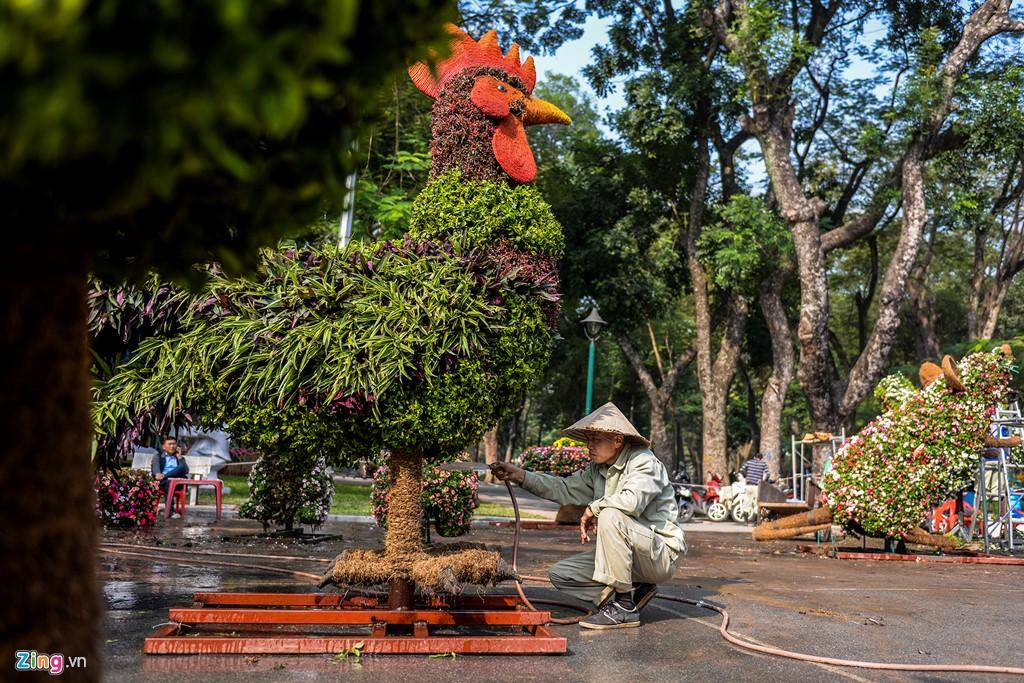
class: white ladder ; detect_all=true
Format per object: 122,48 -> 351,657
975,403 -> 1024,552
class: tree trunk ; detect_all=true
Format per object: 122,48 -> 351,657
978,200 -> 1024,339
0,242 -> 98,679
615,332 -> 695,470
482,425 -> 499,484
839,142 -> 929,418
978,281 -> 1012,340
908,279 -> 941,360
854,236 -> 879,353
738,359 -> 759,449
758,265 -> 794,481
683,129 -> 748,482
701,387 -> 729,480
648,398 -> 672,467
967,224 -> 987,340
908,222 -> 941,359
755,109 -> 840,435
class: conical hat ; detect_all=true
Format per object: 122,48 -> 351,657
562,402 -> 650,447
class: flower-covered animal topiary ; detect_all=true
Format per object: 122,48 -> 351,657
96,25 -> 570,598
754,347 -> 1019,545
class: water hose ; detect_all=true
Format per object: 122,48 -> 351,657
502,479 -> 587,624
101,542 -> 332,564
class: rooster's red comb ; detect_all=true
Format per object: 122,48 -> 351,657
409,24 -> 537,99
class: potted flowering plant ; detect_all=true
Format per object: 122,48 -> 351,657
372,462 -> 479,537
95,469 -> 161,529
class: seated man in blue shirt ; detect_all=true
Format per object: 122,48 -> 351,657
151,436 -> 189,514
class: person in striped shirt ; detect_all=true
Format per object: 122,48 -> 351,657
740,452 -> 769,485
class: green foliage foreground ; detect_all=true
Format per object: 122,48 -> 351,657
2,0 -> 457,279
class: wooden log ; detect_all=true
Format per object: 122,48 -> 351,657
900,527 -> 960,551
754,506 -> 832,532
753,523 -> 832,541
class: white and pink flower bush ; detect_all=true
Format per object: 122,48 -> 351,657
372,462 -> 479,537
823,349 -> 1017,537
240,452 -> 333,531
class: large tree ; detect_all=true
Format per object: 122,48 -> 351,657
707,0 -> 1024,465
0,1 -> 454,676
468,0 -> 790,479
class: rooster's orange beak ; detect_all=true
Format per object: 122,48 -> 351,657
523,97 -> 571,126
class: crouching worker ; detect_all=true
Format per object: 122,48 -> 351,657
491,402 -> 686,630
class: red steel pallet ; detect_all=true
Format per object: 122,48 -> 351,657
145,592 -> 566,655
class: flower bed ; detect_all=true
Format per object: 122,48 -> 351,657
517,437 -> 590,476
372,462 -> 478,537
95,469 -> 161,529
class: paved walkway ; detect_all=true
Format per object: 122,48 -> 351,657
99,514 -> 1024,682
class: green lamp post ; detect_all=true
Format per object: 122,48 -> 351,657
581,307 -> 607,414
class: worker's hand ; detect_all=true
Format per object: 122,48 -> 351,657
579,507 -> 597,544
155,473 -> 164,480
489,462 -> 525,485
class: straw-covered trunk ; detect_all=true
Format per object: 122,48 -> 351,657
323,449 -> 516,598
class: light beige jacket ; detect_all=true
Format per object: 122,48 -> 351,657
520,443 -> 685,555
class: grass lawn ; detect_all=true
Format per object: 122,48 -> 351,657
200,475 -> 542,518
476,502 -> 544,519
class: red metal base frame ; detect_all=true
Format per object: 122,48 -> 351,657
144,592 -> 567,655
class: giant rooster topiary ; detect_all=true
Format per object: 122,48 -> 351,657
95,25 -> 571,600
753,346 -> 1020,548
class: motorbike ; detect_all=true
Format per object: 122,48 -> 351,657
716,473 -> 758,523
672,474 -> 723,523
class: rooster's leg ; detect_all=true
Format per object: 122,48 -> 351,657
384,448 -> 424,608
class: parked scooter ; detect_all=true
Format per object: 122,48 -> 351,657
672,473 -> 724,522
716,472 -> 758,523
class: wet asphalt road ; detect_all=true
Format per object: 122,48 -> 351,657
98,514 -> 1024,682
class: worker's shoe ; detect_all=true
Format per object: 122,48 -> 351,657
633,583 -> 657,612
579,600 -> 640,630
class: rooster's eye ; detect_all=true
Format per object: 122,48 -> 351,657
496,84 -> 507,92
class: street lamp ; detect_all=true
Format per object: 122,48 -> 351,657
581,307 -> 607,414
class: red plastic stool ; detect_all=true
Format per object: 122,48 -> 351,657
165,478 -> 223,521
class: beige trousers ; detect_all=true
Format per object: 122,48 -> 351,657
548,508 -> 682,607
